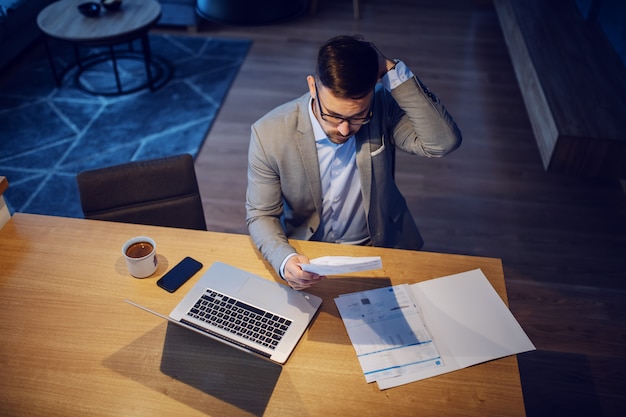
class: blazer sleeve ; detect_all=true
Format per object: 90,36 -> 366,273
246,123 -> 298,275
386,74 -> 462,157
245,95 -> 318,275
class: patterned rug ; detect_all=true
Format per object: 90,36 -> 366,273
0,33 -> 251,218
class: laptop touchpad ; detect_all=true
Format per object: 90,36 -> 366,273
236,278 -> 281,307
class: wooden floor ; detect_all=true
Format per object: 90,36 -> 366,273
156,1 -> 626,415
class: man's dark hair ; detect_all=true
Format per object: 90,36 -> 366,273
316,35 -> 378,99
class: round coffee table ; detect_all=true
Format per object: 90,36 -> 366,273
37,0 -> 171,95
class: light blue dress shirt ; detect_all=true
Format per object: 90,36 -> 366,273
309,109 -> 369,245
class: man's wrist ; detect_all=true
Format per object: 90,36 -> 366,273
279,253 -> 298,279
382,60 -> 413,90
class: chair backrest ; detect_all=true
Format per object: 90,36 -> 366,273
76,154 -> 207,231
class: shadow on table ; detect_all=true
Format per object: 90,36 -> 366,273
306,276 -> 393,320
103,323 -> 281,416
302,276 -> 394,347
160,323 -> 282,415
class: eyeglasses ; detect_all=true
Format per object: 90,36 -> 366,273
314,82 -> 373,126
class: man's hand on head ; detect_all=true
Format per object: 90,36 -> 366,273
369,42 -> 396,80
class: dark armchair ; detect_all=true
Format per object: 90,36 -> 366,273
76,154 -> 207,231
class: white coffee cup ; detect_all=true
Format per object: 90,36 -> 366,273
122,236 -> 158,278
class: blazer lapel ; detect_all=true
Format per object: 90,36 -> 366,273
294,94 -> 323,211
356,127 -> 374,216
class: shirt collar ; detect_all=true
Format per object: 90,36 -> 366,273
308,96 -> 328,143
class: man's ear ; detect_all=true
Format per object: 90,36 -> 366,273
306,75 -> 316,98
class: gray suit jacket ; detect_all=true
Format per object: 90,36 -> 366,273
246,74 -> 462,274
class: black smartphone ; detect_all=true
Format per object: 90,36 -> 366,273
157,257 -> 203,293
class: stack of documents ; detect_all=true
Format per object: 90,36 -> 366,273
334,269 -> 535,390
299,256 -> 383,275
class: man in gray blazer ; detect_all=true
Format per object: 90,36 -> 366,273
246,35 -> 462,290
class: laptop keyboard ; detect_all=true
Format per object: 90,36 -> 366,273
186,289 -> 292,350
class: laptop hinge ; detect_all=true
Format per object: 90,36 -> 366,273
180,318 -> 272,358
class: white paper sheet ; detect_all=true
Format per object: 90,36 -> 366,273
299,256 -> 382,275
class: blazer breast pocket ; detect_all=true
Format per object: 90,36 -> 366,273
370,134 -> 386,157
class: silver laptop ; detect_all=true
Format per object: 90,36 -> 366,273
126,262 -> 322,364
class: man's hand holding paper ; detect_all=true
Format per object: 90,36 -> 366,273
299,256 -> 383,275
284,255 -> 383,290
283,254 -> 326,290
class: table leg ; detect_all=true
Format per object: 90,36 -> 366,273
50,34 -> 171,96
42,36 -> 61,86
140,34 -> 155,91
73,45 -> 83,70
109,46 -> 123,93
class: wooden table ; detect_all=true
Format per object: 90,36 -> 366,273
0,213 -> 527,417
37,0 -> 170,95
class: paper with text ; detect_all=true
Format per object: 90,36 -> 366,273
334,284 -> 444,384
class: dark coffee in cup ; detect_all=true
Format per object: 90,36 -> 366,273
125,241 -> 153,258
